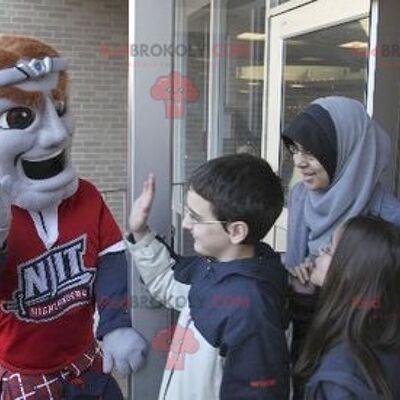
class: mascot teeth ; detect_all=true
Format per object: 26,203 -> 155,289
24,149 -> 63,163
22,149 -> 66,180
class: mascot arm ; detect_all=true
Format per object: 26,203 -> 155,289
94,250 -> 132,339
0,181 -> 10,249
0,244 -> 6,271
0,183 -> 10,268
95,249 -> 147,375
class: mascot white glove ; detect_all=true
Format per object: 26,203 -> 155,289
102,327 -> 147,376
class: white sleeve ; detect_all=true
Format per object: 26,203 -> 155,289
126,232 -> 189,311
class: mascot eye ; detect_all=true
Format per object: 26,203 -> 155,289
54,100 -> 67,117
0,107 -> 35,130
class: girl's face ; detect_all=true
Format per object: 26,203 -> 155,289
291,142 -> 330,191
311,226 -> 342,286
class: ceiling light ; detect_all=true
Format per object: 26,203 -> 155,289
299,57 -> 324,62
290,84 -> 305,88
237,32 -> 265,41
286,39 -> 307,46
339,41 -> 368,49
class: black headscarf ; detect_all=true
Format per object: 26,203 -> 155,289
282,104 -> 337,182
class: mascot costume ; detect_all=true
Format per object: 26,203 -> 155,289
0,35 -> 146,399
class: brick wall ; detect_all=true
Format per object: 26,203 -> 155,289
0,0 -> 129,230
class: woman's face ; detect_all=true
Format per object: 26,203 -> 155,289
311,226 -> 342,286
291,142 -> 330,190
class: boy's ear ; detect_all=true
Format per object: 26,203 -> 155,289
227,221 -> 249,245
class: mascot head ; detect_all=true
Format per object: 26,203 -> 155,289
0,35 -> 78,211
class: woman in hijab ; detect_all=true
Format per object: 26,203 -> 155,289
281,96 -> 400,399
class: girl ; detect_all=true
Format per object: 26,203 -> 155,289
297,216 -> 400,399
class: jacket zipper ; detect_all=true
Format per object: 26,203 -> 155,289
163,261 -> 211,399
162,316 -> 192,400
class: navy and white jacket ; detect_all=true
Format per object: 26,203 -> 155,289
305,343 -> 400,399
128,232 -> 289,400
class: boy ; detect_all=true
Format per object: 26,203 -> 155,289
128,154 -> 289,399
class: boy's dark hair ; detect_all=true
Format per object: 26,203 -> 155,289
188,154 -> 283,244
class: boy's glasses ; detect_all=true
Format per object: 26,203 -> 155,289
286,143 -> 316,161
183,206 -> 228,225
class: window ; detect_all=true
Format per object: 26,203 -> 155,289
219,0 -> 265,156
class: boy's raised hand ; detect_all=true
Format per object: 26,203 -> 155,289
129,173 -> 155,240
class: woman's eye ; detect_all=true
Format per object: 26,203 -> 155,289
0,107 -> 35,129
54,100 -> 67,117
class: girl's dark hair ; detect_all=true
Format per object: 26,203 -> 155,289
295,215 -> 400,399
188,154 -> 283,244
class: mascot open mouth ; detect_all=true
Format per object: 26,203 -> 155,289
22,150 -> 66,180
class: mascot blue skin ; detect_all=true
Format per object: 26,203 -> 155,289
0,36 -> 146,399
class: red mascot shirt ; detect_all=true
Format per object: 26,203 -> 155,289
0,179 -> 123,373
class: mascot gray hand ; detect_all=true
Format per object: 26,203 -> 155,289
102,327 -> 147,376
0,176 -> 11,246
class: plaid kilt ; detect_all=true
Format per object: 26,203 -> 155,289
0,342 -> 114,400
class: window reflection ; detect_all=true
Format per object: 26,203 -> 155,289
173,2 -> 211,255
220,0 -> 265,156
184,5 -> 210,180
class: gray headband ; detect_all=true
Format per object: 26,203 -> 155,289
0,57 -> 68,87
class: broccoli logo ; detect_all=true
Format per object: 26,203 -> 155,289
151,72 -> 199,119
152,324 -> 199,370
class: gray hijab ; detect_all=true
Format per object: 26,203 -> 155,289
286,96 -> 390,266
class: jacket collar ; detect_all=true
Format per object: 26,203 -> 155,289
204,242 -> 279,284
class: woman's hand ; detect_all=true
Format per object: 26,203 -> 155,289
287,258 -> 316,294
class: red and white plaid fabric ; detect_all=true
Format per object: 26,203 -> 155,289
0,342 -> 103,400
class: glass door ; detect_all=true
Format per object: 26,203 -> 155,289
216,0 -> 266,156
265,0 -> 371,250
172,0 -> 267,256
172,0 -> 211,256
